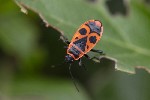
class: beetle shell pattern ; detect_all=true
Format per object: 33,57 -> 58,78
67,20 -> 103,60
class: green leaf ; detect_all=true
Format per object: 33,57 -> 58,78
0,12 -> 38,58
15,0 -> 150,73
10,77 -> 89,100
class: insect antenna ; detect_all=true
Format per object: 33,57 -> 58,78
69,63 -> 79,92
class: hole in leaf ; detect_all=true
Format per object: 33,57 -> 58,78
145,0 -> 150,4
105,0 -> 128,16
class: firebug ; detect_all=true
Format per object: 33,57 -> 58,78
64,19 -> 104,64
62,19 -> 104,91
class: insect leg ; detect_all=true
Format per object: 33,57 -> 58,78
78,58 -> 86,70
60,35 -> 70,45
91,49 -> 105,55
69,64 -> 79,92
64,40 -> 70,45
84,54 -> 90,59
64,46 -> 68,49
84,54 -> 99,61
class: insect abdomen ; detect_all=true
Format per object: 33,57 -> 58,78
67,43 -> 84,60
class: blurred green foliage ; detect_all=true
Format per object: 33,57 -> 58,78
0,0 -> 150,100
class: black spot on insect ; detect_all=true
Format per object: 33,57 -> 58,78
89,36 -> 97,44
75,37 -> 78,39
79,28 -> 87,35
87,45 -> 89,49
73,36 -> 88,52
